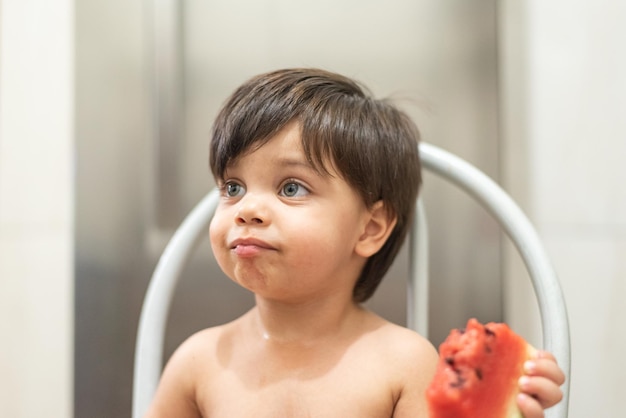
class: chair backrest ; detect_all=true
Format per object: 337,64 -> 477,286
132,142 -> 570,418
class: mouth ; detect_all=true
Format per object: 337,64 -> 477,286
229,237 -> 276,257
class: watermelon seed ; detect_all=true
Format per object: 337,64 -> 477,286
475,368 -> 483,380
450,375 -> 466,388
484,326 -> 496,337
445,357 -> 455,366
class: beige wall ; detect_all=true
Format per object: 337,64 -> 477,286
502,1 -> 626,416
0,1 -> 73,417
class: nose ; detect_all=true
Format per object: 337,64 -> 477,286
235,194 -> 269,226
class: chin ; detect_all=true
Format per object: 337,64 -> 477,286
232,265 -> 271,290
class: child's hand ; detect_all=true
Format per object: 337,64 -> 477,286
516,350 -> 566,418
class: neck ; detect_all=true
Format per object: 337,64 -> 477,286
250,292 -> 363,346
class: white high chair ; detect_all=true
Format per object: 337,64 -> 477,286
132,143 -> 571,418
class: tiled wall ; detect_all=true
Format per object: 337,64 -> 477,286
502,1 -> 626,416
0,1 -> 73,417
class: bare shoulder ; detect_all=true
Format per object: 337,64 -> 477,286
362,311 -> 437,366
162,324 -> 225,378
143,325 -> 226,418
176,325 -> 224,357
360,312 -> 438,418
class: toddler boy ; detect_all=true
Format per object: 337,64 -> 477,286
145,68 -> 564,417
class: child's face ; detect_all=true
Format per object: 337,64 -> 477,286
209,123 -> 373,303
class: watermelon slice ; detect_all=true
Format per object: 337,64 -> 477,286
426,318 -> 536,418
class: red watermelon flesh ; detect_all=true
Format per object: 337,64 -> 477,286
426,318 -> 536,418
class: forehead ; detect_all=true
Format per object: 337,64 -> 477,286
240,123 -> 304,162
227,122 -> 335,175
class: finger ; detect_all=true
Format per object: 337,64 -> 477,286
524,357 -> 566,386
517,392 -> 544,418
532,350 -> 557,362
519,375 -> 564,409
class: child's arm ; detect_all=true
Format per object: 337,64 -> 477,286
516,350 -> 566,418
143,336 -> 203,418
391,338 -> 439,418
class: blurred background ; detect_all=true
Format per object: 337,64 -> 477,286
0,1 -> 624,417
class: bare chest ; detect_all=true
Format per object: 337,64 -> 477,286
196,351 -> 398,418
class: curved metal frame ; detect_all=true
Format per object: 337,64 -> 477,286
132,143 -> 570,418
419,143 -> 570,418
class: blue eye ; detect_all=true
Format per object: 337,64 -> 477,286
224,182 -> 245,197
280,182 -> 308,197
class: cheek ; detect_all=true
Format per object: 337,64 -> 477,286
209,217 -> 239,283
287,222 -> 357,262
209,213 -> 228,258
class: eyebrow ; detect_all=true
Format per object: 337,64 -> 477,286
221,153 -> 329,179
275,157 -> 314,169
274,156 -> 330,178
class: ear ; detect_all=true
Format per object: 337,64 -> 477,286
355,201 -> 397,258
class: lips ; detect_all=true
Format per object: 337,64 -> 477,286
229,237 -> 276,257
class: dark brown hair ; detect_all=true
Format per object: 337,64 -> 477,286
210,68 -> 421,302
